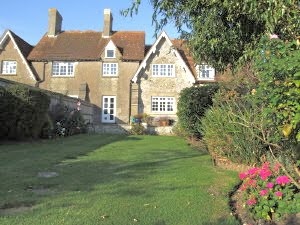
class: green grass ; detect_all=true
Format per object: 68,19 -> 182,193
0,134 -> 240,225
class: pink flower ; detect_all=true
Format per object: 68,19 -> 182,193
266,182 -> 274,189
247,198 -> 257,206
248,179 -> 257,188
248,167 -> 259,177
275,191 -> 283,198
259,168 -> 272,180
260,189 -> 268,196
276,176 -> 290,185
269,34 -> 279,39
273,163 -> 281,172
262,162 -> 270,169
239,172 -> 248,180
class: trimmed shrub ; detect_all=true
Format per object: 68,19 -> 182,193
177,84 -> 219,138
0,84 -> 50,139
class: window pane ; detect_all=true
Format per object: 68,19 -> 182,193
151,97 -> 174,112
52,62 -> 74,76
2,61 -> 17,74
106,50 -> 115,58
152,64 -> 175,77
152,65 -> 159,76
103,63 -> 118,76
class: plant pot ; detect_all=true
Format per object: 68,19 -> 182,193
160,120 -> 169,126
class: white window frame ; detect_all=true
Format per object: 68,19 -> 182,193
52,61 -> 75,77
103,63 -> 118,76
152,64 -> 175,77
151,97 -> 175,112
2,61 -> 17,74
198,64 -> 215,80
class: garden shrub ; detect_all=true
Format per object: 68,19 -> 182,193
201,93 -> 266,165
130,123 -> 145,135
0,84 -> 50,139
177,84 -> 219,138
48,102 -> 87,137
201,36 -> 300,167
253,36 -> 300,159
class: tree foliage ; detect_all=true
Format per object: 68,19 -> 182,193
123,0 -> 300,70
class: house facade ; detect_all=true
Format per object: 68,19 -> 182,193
0,8 -> 216,126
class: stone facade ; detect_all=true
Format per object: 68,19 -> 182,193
132,32 -> 195,122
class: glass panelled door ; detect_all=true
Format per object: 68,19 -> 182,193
102,96 -> 116,123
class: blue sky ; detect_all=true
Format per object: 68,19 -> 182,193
0,0 -> 179,45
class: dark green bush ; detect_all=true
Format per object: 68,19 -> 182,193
177,84 -> 219,138
0,84 -> 50,139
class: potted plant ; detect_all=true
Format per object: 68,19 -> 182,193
159,117 -> 169,126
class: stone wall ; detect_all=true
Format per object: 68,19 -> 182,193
0,78 -> 98,124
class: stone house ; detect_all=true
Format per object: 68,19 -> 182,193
0,8 -> 215,126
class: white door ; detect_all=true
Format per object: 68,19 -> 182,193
102,96 -> 116,123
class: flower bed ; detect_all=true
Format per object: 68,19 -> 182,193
238,162 -> 299,223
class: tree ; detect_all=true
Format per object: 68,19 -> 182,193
123,0 -> 300,70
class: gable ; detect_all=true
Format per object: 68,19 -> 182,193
131,31 -> 195,84
0,30 -> 36,81
100,40 -> 120,59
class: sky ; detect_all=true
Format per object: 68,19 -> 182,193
0,0 -> 180,45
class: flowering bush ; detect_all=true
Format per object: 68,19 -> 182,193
239,162 -> 300,221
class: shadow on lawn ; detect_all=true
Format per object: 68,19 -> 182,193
0,134 -> 202,214
201,216 -> 241,225
0,134 -> 141,209
55,148 -> 199,196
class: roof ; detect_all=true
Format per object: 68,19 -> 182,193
9,31 -> 34,57
27,31 -> 145,61
171,39 -> 196,77
131,31 -> 196,83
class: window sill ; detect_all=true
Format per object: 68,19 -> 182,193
102,75 -> 119,78
152,76 -> 176,78
52,75 -> 75,78
198,77 -> 215,80
1,73 -> 17,76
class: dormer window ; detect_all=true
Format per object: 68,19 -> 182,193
105,40 -> 116,58
198,64 -> 215,80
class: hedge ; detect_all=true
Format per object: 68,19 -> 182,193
0,84 -> 50,139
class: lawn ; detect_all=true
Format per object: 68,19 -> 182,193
0,134 -> 240,225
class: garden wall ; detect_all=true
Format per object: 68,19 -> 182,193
0,78 -> 99,124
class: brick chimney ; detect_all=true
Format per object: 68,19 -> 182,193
102,9 -> 113,38
48,8 -> 63,37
